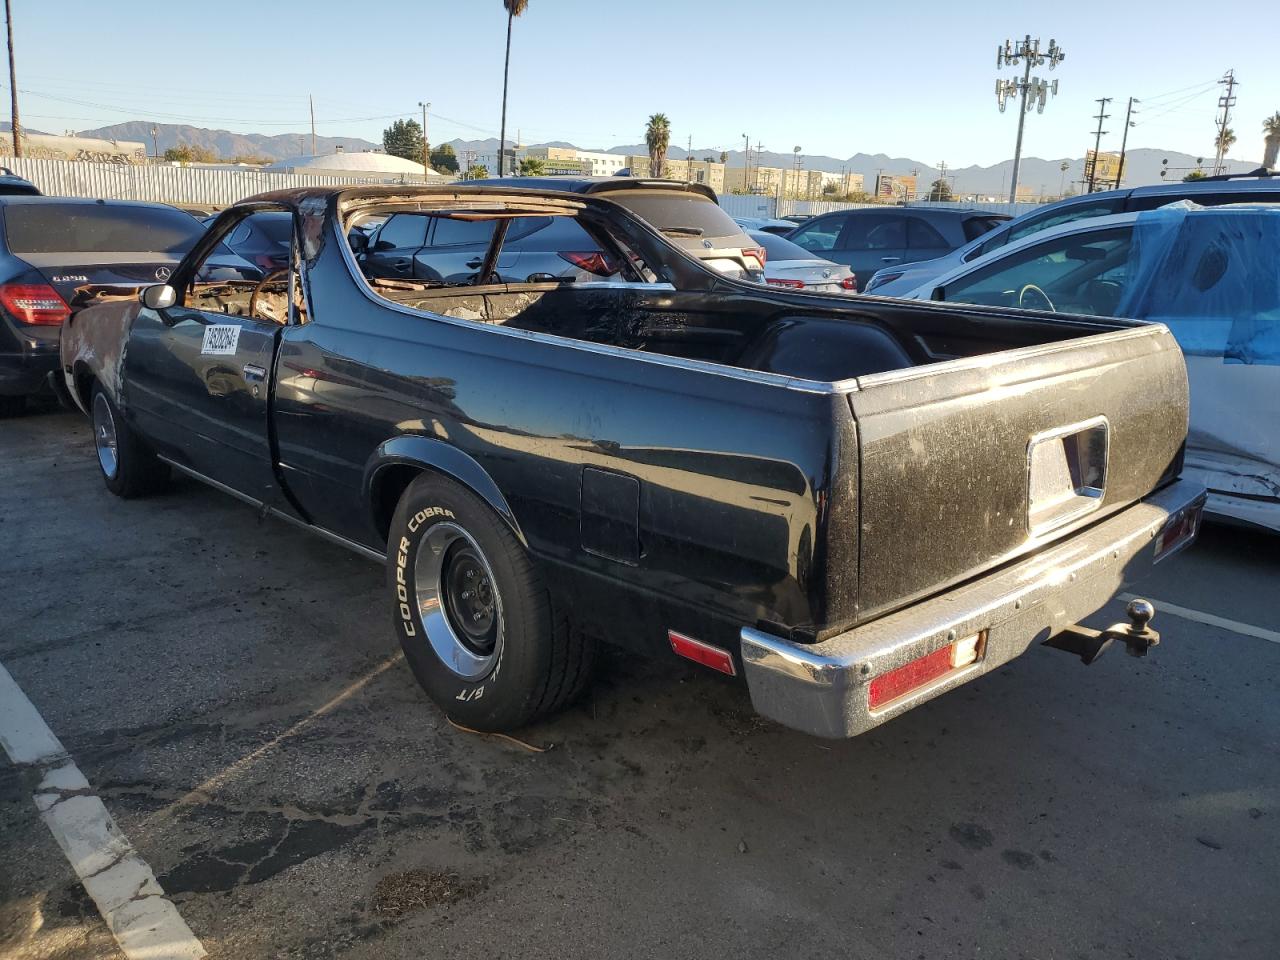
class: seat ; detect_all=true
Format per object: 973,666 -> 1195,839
734,316 -> 915,381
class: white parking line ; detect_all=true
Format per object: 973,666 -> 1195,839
0,663 -> 207,960
1120,593 -> 1280,646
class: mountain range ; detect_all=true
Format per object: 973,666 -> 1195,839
78,122 -> 1263,195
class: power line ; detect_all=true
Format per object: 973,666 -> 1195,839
994,34 -> 1065,204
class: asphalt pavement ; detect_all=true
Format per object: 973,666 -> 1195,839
2,406 -> 1277,960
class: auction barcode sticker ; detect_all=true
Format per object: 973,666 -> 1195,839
201,324 -> 241,355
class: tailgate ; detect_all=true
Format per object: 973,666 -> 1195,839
850,324 -> 1188,620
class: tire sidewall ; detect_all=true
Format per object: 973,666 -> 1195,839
388,478 -> 545,730
91,385 -> 128,496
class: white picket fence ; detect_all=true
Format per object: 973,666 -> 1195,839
0,157 -> 432,207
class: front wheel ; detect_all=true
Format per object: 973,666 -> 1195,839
387,473 -> 593,731
91,384 -> 169,498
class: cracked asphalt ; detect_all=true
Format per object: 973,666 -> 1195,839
2,406 -> 1278,960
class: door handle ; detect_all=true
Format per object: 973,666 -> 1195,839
881,257 -> 902,263
391,258 -> 411,272
466,258 -> 484,269
242,363 -> 267,382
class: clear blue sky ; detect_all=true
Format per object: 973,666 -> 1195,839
7,0 -> 1277,166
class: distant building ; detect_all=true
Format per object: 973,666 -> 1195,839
528,147 -> 626,177
725,165 -> 856,200
0,132 -> 147,163
622,155 -> 725,193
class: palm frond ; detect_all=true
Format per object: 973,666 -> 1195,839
504,0 -> 529,15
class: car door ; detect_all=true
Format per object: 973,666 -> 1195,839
905,216 -> 953,267
831,213 -> 908,290
412,216 -> 522,283
363,213 -> 429,280
123,208 -> 297,508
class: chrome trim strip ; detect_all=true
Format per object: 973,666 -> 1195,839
159,457 -> 387,564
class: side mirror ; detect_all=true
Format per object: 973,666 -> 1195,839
930,286 -> 945,301
347,230 -> 368,254
140,284 -> 176,310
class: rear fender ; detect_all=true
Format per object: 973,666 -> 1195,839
363,436 -> 526,547
60,300 -> 138,413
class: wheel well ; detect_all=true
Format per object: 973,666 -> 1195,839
73,363 -> 95,410
372,463 -> 425,545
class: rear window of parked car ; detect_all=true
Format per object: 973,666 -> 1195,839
753,231 -> 817,261
962,216 -> 1008,242
5,203 -> 205,255
603,190 -> 741,240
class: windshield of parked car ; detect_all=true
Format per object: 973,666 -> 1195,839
941,227 -> 1134,315
753,230 -> 821,262
605,190 -> 741,240
5,202 -> 206,255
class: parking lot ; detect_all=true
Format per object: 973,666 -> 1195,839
1,404 -> 1278,960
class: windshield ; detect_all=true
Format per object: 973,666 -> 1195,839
5,202 -> 206,255
753,231 -> 818,261
606,190 -> 741,241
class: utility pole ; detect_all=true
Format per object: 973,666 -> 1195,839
934,160 -> 949,200
687,133 -> 692,183
4,0 -> 20,158
1212,69 -> 1237,175
792,146 -> 801,201
150,125 -> 159,161
1114,97 -> 1138,189
418,101 -> 431,175
741,133 -> 749,193
1086,97 -> 1111,193
1058,160 -> 1069,198
309,94 -> 316,156
995,35 -> 1065,204
754,140 -> 764,193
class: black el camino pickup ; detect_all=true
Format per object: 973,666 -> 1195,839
60,184 -> 1206,738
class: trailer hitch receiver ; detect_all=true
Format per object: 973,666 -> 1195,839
1045,598 -> 1160,664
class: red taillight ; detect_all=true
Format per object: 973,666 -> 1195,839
867,632 -> 985,709
0,283 -> 71,325
839,276 -> 858,290
558,251 -> 619,277
668,630 -> 737,676
766,278 -> 806,289
742,246 -> 767,267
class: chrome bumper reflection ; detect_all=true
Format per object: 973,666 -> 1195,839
740,479 -> 1208,739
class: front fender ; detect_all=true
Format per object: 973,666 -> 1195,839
363,435 -> 526,547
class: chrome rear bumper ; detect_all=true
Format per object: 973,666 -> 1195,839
740,480 -> 1207,739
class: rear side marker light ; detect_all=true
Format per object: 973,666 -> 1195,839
766,278 -> 805,288
0,283 -> 71,325
868,632 -> 985,709
839,276 -> 858,290
669,630 -> 737,676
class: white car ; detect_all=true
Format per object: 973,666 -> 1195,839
749,230 -> 857,295
901,202 -> 1280,532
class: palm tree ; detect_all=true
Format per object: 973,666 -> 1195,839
497,0 -> 528,177
645,114 -> 670,179
1263,112 -> 1280,170
1215,126 -> 1237,158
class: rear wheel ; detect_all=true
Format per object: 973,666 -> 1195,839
91,384 -> 169,498
387,473 -> 593,731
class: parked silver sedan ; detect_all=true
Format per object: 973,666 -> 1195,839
750,230 -> 857,294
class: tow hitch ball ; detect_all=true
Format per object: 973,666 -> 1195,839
1046,598 -> 1161,665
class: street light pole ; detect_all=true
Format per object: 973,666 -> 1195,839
742,133 -> 749,192
4,0 -> 21,158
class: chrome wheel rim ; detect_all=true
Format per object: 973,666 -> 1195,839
92,393 -> 119,479
413,522 -> 503,680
